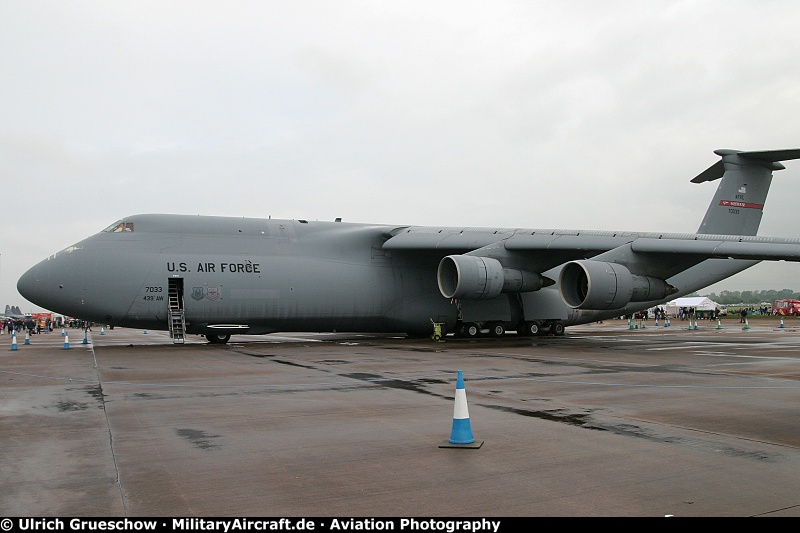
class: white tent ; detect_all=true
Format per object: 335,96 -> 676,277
665,297 -> 721,317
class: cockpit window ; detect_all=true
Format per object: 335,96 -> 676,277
104,221 -> 134,233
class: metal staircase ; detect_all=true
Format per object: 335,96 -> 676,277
167,281 -> 185,344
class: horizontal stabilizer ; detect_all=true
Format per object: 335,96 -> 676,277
691,148 -> 800,183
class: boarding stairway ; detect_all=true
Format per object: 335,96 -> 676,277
167,283 -> 186,344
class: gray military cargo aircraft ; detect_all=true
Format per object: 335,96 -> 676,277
16,148 -> 800,344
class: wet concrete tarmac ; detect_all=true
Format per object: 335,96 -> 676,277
2,318 -> 800,517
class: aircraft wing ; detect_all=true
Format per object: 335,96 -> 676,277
630,237 -> 800,260
384,227 -> 800,277
384,227 -> 638,272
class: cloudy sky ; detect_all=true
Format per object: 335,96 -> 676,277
3,0 -> 800,313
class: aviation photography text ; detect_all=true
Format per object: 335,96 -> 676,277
5,518 -> 503,533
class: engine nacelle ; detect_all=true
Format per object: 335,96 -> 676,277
559,260 -> 676,310
437,255 -> 549,300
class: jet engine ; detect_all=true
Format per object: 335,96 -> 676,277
437,255 -> 549,300
559,260 -> 676,310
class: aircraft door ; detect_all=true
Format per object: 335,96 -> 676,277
167,278 -> 186,343
168,278 -> 184,312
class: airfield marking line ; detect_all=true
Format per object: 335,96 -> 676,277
5,366 -> 799,390
691,352 -> 800,361
0,369 -> 453,390
88,332 -> 128,517
465,372 -> 800,390
466,350 -> 659,368
620,414 -> 800,451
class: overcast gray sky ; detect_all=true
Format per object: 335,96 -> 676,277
3,0 -> 800,313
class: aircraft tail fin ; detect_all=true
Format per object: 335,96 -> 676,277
693,148 -> 800,236
4,305 -> 23,317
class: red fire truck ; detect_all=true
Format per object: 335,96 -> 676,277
773,299 -> 800,316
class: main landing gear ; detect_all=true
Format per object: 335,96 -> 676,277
456,320 -> 565,338
458,322 -> 504,338
518,320 -> 565,337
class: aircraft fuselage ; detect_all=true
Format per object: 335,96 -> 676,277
18,215 -> 467,338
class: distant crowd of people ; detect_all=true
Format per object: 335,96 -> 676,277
676,306 -> 722,320
3,316 -> 93,336
3,317 -> 54,335
628,305 -> 727,322
3,319 -> 26,334
625,304 -> 782,324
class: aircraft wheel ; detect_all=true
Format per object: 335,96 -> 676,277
463,323 -> 480,338
489,322 -> 505,337
521,321 -> 541,336
206,333 -> 231,344
550,321 -> 565,336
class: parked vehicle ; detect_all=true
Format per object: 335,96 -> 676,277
773,299 -> 800,316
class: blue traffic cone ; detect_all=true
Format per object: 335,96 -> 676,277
25,330 -> 31,344
449,371 -> 474,444
780,317 -> 785,328
11,331 -> 19,351
440,371 -> 483,448
82,329 -> 88,344
63,332 -> 70,349
101,326 -> 105,335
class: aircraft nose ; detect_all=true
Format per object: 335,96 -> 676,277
17,262 -> 47,307
17,253 -> 84,314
